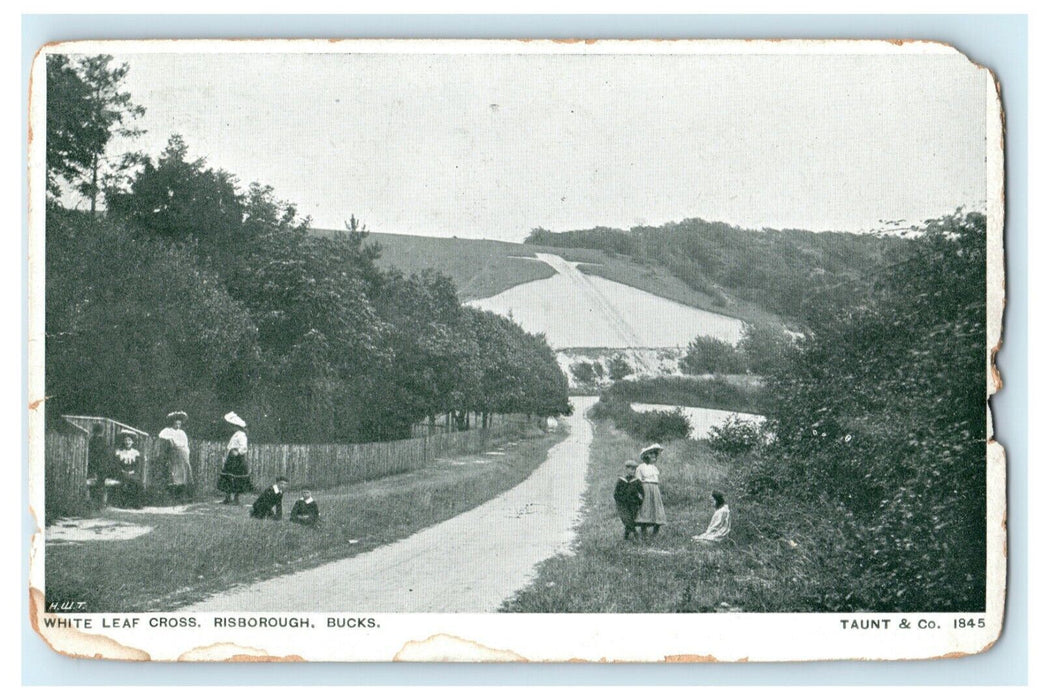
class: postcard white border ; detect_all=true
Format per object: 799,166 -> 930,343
26,38 -> 1006,663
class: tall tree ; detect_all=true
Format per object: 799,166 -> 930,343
45,55 -> 92,200
72,55 -> 146,214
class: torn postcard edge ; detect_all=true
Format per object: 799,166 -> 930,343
27,38 -> 1005,662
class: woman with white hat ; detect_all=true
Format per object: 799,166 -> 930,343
217,412 -> 252,505
157,410 -> 192,503
634,443 -> 667,540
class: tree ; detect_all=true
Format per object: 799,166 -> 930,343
45,208 -> 257,434
45,55 -> 92,200
746,209 -> 987,611
736,324 -> 794,375
107,135 -> 245,249
47,55 -> 146,214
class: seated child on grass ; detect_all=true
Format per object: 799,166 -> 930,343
693,491 -> 731,542
251,476 -> 289,520
290,489 -> 320,527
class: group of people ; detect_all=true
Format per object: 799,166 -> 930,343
249,476 -> 321,526
84,410 -> 319,526
612,443 -> 732,543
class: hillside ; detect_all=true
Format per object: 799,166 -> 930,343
527,219 -> 901,322
311,228 -> 784,327
311,229 -> 604,301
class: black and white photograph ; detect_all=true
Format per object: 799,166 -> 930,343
28,38 -> 1004,662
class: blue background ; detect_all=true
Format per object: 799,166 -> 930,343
21,13 -> 1028,686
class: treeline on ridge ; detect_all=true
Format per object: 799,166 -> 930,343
45,55 -> 569,443
526,218 -> 902,321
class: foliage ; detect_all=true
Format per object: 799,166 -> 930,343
680,336 -> 744,374
44,207 -> 257,436
45,54 -> 146,213
49,116 -> 570,443
589,399 -> 690,443
526,218 -> 900,322
608,355 -> 633,381
602,376 -> 762,414
706,416 -> 765,456
570,360 -> 603,386
738,324 -> 795,374
744,210 -> 988,611
681,325 -> 795,376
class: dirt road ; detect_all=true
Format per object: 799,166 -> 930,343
184,396 -> 596,612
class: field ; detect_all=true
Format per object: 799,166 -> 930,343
46,427 -> 566,612
502,420 -> 814,613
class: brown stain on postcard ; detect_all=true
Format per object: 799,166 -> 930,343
30,587 -> 151,661
394,633 -> 528,662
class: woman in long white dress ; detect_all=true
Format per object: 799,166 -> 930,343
634,443 -> 667,540
158,411 -> 192,502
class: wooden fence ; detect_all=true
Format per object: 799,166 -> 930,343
45,413 -> 537,517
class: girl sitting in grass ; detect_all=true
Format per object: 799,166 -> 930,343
693,491 -> 731,542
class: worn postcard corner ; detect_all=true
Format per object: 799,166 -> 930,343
28,37 -> 1005,663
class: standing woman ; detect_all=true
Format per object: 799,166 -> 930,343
218,412 -> 252,505
158,410 -> 192,503
635,443 -> 667,540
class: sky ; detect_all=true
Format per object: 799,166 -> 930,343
85,45 -> 987,241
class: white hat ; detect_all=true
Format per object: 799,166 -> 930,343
223,411 -> 246,428
640,443 -> 664,459
166,410 -> 188,421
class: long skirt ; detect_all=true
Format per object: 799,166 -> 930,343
167,446 -> 192,486
217,453 -> 252,494
635,483 -> 666,525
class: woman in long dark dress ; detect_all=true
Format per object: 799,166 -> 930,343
110,431 -> 145,509
217,411 -> 252,505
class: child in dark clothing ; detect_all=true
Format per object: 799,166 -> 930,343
251,476 -> 289,520
290,490 -> 320,527
613,460 -> 644,540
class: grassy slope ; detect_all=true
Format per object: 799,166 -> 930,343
502,421 -> 810,613
577,261 -> 782,326
47,427 -> 567,612
312,229 -> 781,326
312,229 -> 607,301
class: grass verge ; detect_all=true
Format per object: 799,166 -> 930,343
46,426 -> 567,612
501,420 -> 811,613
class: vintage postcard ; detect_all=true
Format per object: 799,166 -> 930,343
27,38 -> 1005,662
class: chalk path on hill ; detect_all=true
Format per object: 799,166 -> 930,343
183,396 -> 596,612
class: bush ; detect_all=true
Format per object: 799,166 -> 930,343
680,336 -> 744,374
737,324 -> 794,375
589,399 -> 689,443
608,355 -> 633,381
706,416 -> 764,456
602,376 -> 761,414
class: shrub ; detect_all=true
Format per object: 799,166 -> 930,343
706,416 -> 764,456
602,376 -> 761,414
589,398 -> 689,443
680,336 -> 744,374
608,355 -> 633,381
737,324 -> 794,375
